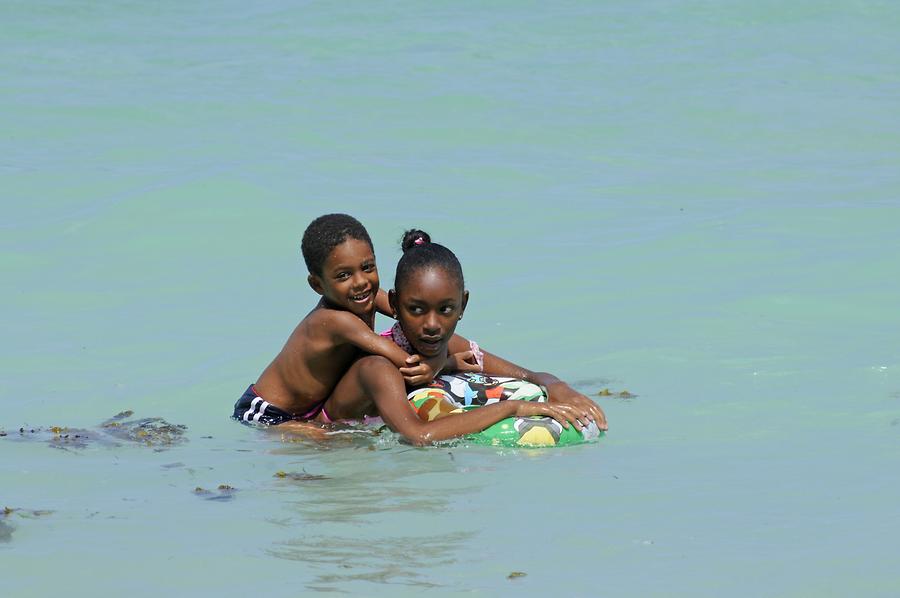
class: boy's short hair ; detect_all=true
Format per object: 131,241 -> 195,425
301,214 -> 374,275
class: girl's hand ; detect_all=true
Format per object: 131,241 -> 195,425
445,350 -> 482,373
513,402 -> 592,431
546,383 -> 608,430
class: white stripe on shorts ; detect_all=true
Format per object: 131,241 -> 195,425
253,401 -> 271,423
243,397 -> 262,422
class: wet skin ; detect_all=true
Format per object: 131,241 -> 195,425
253,238 -> 442,418
388,267 -> 469,359
313,265 -> 595,443
390,266 -> 608,431
308,237 -> 379,326
254,237 -> 383,414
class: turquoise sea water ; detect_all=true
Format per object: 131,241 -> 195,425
3,1 -> 899,595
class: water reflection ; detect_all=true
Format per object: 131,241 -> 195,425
271,531 -> 474,591
0,519 -> 13,543
265,439 -> 484,591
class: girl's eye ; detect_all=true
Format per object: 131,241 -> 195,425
440,305 -> 455,315
407,306 -> 423,315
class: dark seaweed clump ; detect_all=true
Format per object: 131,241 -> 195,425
2,410 -> 188,451
193,485 -> 237,502
596,388 -> 637,399
100,411 -> 187,446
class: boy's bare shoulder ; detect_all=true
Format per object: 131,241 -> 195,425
301,305 -> 370,336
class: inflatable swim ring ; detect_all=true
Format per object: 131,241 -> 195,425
407,372 -> 601,447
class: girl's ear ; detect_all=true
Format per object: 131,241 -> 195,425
388,289 -> 398,318
307,273 -> 324,296
459,290 -> 469,320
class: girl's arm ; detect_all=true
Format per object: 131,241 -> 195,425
374,385 -> 588,446
446,334 -> 608,430
330,311 -> 444,386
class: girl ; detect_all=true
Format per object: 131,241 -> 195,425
317,230 -> 607,445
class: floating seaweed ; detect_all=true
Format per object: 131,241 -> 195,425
193,485 -> 237,501
2,507 -> 53,519
2,411 -> 187,451
101,417 -> 187,446
596,388 -> 637,399
274,470 -> 330,482
1,506 -> 54,542
507,571 -> 527,580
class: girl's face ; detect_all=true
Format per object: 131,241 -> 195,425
309,237 -> 379,320
390,267 -> 468,357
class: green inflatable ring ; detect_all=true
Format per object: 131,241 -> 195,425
407,372 -> 601,447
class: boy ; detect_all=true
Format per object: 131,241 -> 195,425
232,214 -> 446,425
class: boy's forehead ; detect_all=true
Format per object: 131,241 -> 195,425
325,237 -> 375,264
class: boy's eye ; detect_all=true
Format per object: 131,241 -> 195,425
336,272 -> 350,280
362,263 -> 375,272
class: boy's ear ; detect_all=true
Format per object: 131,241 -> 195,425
307,273 -> 324,296
388,289 -> 398,318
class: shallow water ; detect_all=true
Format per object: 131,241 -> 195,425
3,1 -> 900,596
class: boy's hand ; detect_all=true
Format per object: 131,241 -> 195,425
399,354 -> 432,386
399,353 -> 446,387
445,350 -> 482,373
546,382 -> 608,431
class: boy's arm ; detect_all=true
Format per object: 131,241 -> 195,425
330,311 -> 443,385
374,289 -> 394,318
446,334 -> 607,430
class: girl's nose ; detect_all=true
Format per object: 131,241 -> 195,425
423,314 -> 440,334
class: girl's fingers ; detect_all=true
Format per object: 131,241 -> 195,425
547,405 -> 582,430
560,405 -> 587,430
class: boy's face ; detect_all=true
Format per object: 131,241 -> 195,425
390,267 -> 468,358
309,238 -> 379,319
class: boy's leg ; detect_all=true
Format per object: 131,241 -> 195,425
318,355 -> 406,421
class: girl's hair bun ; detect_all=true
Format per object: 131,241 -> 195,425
400,229 -> 431,253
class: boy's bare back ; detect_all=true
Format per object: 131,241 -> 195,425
254,303 -> 373,415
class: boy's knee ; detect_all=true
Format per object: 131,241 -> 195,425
356,354 -> 394,374
355,355 -> 400,391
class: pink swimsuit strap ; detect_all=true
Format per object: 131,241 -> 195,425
380,322 -> 484,371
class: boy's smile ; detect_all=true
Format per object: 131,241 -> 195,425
391,267 -> 468,357
310,238 -> 379,320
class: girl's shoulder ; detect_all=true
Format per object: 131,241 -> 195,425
381,322 -> 414,353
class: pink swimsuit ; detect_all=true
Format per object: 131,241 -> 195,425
380,322 -> 484,371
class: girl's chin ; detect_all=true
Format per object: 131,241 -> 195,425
415,344 -> 444,357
